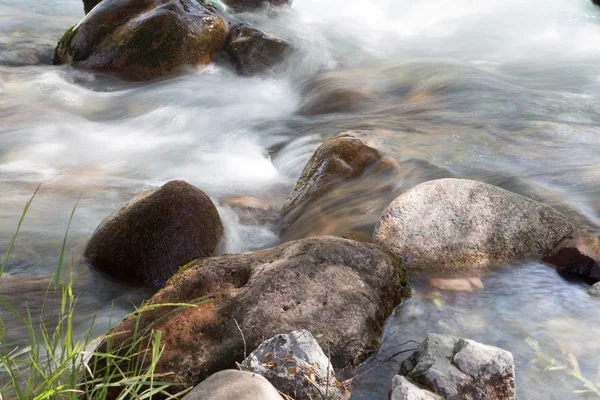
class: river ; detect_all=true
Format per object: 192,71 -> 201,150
1,0 -> 600,398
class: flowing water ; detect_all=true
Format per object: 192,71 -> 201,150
1,0 -> 600,398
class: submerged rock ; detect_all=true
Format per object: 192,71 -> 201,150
397,334 -> 516,400
297,72 -> 373,116
54,0 -> 228,81
374,178 -> 574,272
282,131 -> 398,225
220,196 -> 277,225
84,180 -> 224,288
242,330 -> 346,400
543,229 -> 600,282
181,370 -> 283,400
227,24 -> 290,75
99,236 -> 410,396
588,282 -> 600,297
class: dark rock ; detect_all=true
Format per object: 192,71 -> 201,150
181,370 -> 283,400
281,131 -> 398,226
83,0 -> 102,14
97,236 -> 410,397
543,229 -> 600,282
242,330 -> 346,400
227,24 -> 290,75
374,178 -> 575,272
54,0 -> 228,81
84,180 -> 224,288
398,334 -> 516,400
222,0 -> 291,12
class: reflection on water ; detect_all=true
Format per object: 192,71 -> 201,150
1,0 -> 600,397
351,263 -> 600,400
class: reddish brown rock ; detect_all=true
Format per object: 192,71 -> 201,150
543,229 -> 600,282
96,236 -> 410,397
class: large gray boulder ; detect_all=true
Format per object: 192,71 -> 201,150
84,180 -> 224,287
181,370 -> 283,400
374,178 -> 574,272
398,334 -> 516,400
242,330 -> 346,400
98,236 -> 410,397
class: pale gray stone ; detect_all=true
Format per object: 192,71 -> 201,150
243,330 -> 345,400
588,282 -> 600,297
181,370 -> 283,400
399,334 -> 516,400
390,375 -> 443,400
374,178 -> 574,271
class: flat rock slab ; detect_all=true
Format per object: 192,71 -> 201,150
374,178 -> 574,272
181,370 -> 283,400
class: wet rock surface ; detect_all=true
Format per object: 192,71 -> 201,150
282,131 -> 398,227
543,229 -> 600,282
54,0 -> 228,81
227,24 -> 290,75
100,236 -> 410,397
84,180 -> 224,287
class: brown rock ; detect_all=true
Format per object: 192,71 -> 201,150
281,131 -> 397,224
84,180 -> 224,287
543,229 -> 600,282
54,0 -> 228,81
227,25 -> 290,75
97,236 -> 411,397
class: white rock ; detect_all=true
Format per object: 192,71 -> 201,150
374,178 -> 573,271
390,375 -> 443,400
181,370 -> 283,400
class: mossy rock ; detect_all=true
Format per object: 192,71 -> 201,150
54,0 -> 228,81
281,131 -> 399,224
95,236 -> 410,398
